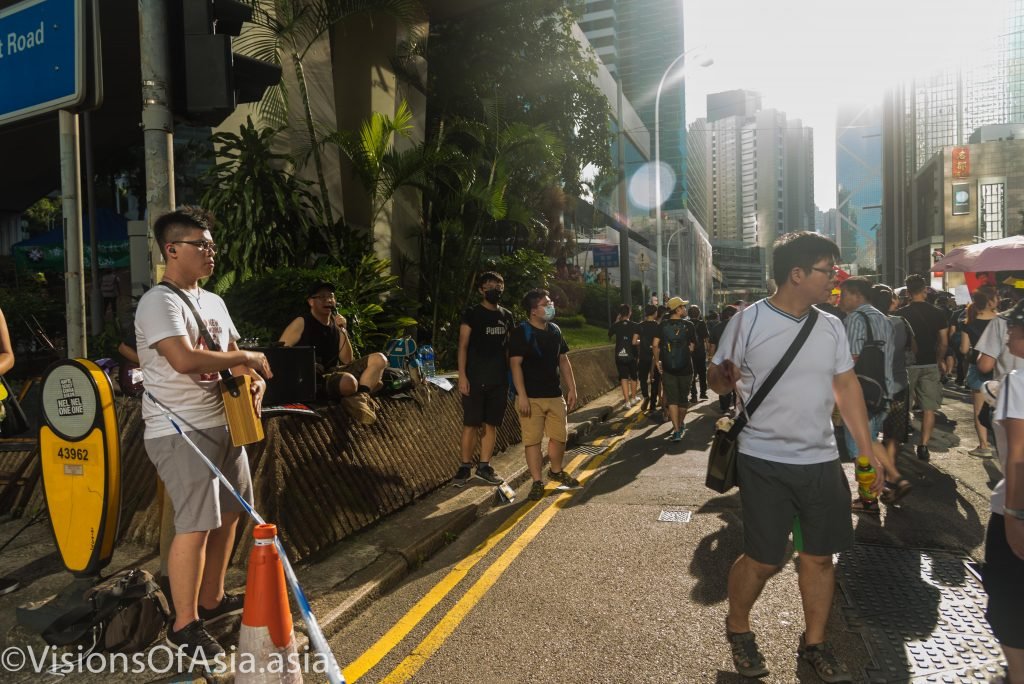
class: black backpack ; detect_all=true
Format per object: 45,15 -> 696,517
17,568 -> 169,655
660,319 -> 693,373
854,311 -> 889,415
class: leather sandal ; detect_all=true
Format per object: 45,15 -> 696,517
726,620 -> 769,678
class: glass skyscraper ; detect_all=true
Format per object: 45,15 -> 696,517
580,0 -> 688,212
836,103 -> 883,269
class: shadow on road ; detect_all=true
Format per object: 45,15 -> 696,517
688,493 -> 743,606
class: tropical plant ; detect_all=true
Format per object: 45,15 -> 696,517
221,256 -> 417,355
200,118 -> 325,286
236,0 -> 424,238
323,100 -> 438,232
417,112 -> 564,353
426,0 -> 613,198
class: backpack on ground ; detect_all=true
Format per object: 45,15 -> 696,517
660,319 -> 693,373
18,568 -> 169,654
855,311 -> 889,415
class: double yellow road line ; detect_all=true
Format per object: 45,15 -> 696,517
344,408 -> 648,683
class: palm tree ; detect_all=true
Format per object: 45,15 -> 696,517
323,100 -> 438,231
235,0 -> 423,242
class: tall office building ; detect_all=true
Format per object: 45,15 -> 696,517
836,103 -> 883,269
688,92 -> 814,293
580,0 -> 688,212
882,0 -> 1024,283
687,94 -> 814,250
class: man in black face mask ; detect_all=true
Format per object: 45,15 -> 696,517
454,272 -> 516,486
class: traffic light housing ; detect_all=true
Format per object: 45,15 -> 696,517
170,0 -> 282,126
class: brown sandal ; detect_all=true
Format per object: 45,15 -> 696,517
727,620 -> 769,678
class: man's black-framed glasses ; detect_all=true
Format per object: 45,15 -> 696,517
811,265 -> 839,278
171,239 -> 218,254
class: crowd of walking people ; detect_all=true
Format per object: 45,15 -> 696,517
1,216 -> 1020,683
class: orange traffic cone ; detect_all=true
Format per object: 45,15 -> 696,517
236,524 -> 302,683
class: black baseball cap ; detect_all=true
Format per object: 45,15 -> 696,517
999,298 -> 1024,327
306,281 -> 335,298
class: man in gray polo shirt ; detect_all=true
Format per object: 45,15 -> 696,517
709,231 -> 884,682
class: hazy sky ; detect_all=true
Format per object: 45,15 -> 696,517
682,0 -> 1011,210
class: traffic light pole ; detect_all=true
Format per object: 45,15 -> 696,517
139,0 -> 175,285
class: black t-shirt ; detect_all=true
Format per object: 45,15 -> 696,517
509,322 -> 569,398
896,301 -> 948,366
964,317 -> 993,348
296,311 -> 341,369
460,304 -> 515,385
637,320 -> 660,361
708,319 -> 729,347
608,320 -> 639,362
689,319 -> 709,358
817,302 -> 846,320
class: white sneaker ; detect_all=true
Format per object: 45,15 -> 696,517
624,398 -> 633,408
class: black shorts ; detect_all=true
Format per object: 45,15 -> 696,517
984,514 -> 1024,648
616,358 -> 638,381
737,455 -> 854,566
462,384 -> 508,427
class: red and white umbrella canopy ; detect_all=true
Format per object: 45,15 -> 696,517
931,235 -> 1024,273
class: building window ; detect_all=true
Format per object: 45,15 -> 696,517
979,182 -> 1006,241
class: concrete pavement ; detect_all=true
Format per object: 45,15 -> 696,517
0,383 -> 1008,682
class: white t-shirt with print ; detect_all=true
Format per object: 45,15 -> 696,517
711,299 -> 855,465
975,316 -> 1024,380
135,286 -> 240,438
992,369 -> 1024,514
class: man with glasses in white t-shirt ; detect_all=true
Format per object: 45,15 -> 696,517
709,231 -> 884,682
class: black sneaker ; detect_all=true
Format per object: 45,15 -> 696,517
474,463 -> 504,485
528,480 -> 545,501
548,469 -> 582,489
166,619 -> 225,666
198,592 -> 245,624
452,464 -> 472,487
916,445 -> 930,462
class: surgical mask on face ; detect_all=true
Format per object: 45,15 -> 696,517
484,289 -> 502,304
542,304 -> 556,321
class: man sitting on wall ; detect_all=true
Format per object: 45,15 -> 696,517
279,281 -> 387,424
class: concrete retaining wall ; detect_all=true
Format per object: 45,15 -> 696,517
4,346 -> 617,564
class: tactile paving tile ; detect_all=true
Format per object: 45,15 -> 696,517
836,544 -> 1005,682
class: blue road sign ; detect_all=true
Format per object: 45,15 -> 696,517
0,0 -> 84,127
592,244 -> 619,269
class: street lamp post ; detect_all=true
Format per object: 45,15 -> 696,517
654,50 -> 712,299
665,225 -> 686,298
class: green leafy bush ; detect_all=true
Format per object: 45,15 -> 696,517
580,282 -> 621,327
221,255 -> 416,355
554,313 -> 586,328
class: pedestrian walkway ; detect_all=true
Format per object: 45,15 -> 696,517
0,389 -> 1008,682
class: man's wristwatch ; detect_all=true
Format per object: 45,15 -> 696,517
1003,506 -> 1024,520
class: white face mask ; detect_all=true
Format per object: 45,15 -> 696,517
542,304 -> 556,321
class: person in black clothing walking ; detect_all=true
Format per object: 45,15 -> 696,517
453,272 -> 515,486
707,305 -> 738,413
608,304 -> 640,407
637,305 -> 662,412
687,305 -> 710,402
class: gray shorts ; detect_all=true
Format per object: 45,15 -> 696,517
661,373 -> 692,407
144,425 -> 253,534
737,454 -> 853,566
907,365 -> 943,411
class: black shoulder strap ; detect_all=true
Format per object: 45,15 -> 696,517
159,282 -> 231,382
729,308 -> 818,438
857,310 -> 875,343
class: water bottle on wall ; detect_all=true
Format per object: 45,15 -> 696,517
419,345 -> 436,378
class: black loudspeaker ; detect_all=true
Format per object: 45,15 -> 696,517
252,346 -> 317,405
